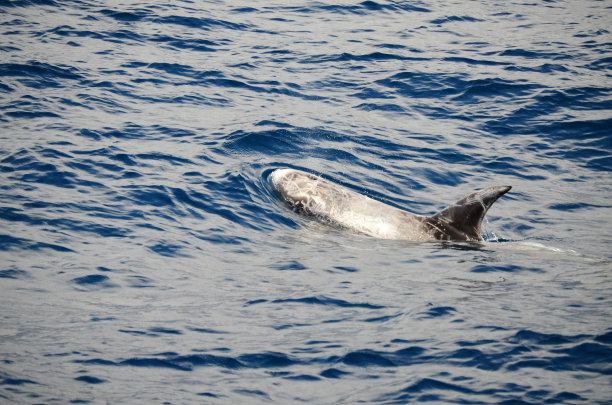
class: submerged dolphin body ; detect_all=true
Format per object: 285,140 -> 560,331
271,168 -> 511,242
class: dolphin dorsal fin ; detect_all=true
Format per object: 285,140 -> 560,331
425,186 -> 512,241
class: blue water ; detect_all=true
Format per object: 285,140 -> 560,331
1,0 -> 611,403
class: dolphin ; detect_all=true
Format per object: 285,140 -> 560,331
270,168 -> 511,242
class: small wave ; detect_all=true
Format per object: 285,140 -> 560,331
302,51 -> 426,64
0,378 -> 38,386
272,296 -> 385,309
153,15 -> 252,31
74,375 -> 105,384
0,267 -> 29,279
0,234 -> 74,253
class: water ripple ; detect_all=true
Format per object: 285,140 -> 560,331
1,0 -> 610,403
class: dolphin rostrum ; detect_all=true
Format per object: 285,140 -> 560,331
271,168 -> 511,242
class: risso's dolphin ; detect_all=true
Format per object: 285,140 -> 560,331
271,168 -> 511,242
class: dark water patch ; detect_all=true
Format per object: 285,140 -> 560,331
18,169 -> 79,188
403,377 -> 476,394
332,265 -> 358,273
503,330 -> 612,374
197,392 -> 220,398
548,202 -> 608,211
0,82 -> 13,92
143,62 -> 220,80
320,368 -> 351,378
0,207 -> 131,238
119,357 -> 193,371
420,306 -> 456,318
71,274 -> 109,285
350,87 -> 395,100
0,61 -> 82,81
271,296 -> 384,309
549,342 -> 612,373
203,77 -> 320,101
135,152 -> 193,166
233,389 -> 269,399
457,339 -> 497,347
170,188 -> 212,213
77,352 -> 294,371
505,340 -> 612,374
1,96 -> 63,117
483,114 -> 612,164
244,299 -> 268,306
5,110 -> 61,119
504,63 -> 569,73
586,56 -> 612,70
187,327 -> 228,334
595,331 -> 612,344
68,329 -> 612,385
221,125 -> 343,157
0,234 -> 74,252
444,56 -> 510,66
534,88 -> 610,116
125,275 -> 153,288
453,79 -> 537,102
271,260 -> 307,271
305,1 -> 430,14
45,25 -> 104,41
46,24 -> 148,45
193,231 -> 246,246
118,329 -> 149,336
90,317 -> 115,322
222,128 -> 305,155
377,71 -> 538,103
303,51 -> 426,64
0,267 -> 29,279
148,241 -> 188,258
498,48 -> 572,60
77,123 -> 193,141
99,29 -> 144,44
99,8 -> 147,22
411,167 -> 466,187
1,149 -> 38,170
430,15 -> 484,25
254,120 -> 293,128
182,173 -> 272,231
150,35 -> 219,52
231,6 -> 258,13
153,15 -> 251,31
127,186 -> 175,207
0,378 -> 38,386
342,350 -> 397,367
74,375 -> 105,384
471,264 -> 543,273
71,274 -> 115,290
0,0 -> 58,6
363,313 -> 402,323
238,352 -> 296,368
149,327 -> 182,335
378,378 -> 583,404
354,102 -> 406,112
76,93 -> 132,113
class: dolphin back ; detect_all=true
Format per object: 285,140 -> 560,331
424,186 -> 512,241
271,168 -> 511,242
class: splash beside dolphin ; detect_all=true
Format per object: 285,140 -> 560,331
271,168 -> 511,242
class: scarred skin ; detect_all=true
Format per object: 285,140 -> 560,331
271,168 -> 511,242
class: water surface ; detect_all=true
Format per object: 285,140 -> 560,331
1,0 -> 611,403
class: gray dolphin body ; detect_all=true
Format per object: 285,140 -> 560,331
271,168 -> 511,242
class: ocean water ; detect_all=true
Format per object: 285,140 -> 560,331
1,0 -> 611,403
